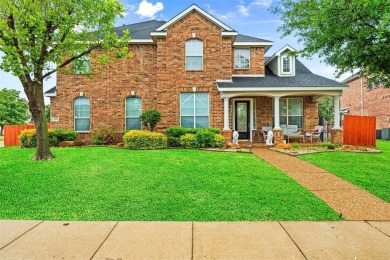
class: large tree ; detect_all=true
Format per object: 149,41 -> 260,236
0,0 -> 129,160
0,88 -> 29,135
273,0 -> 390,86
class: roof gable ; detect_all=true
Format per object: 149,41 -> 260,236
155,4 -> 235,32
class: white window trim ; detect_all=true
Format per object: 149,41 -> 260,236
276,97 -> 303,128
125,96 -> 142,130
234,48 -> 250,70
180,93 -> 210,128
279,54 -> 295,76
232,98 -> 254,142
74,97 -> 91,132
185,39 -> 203,71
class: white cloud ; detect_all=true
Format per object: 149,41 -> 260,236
135,0 -> 164,19
237,5 -> 250,16
251,0 -> 273,8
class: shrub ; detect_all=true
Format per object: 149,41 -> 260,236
180,133 -> 197,148
327,144 -> 336,150
214,134 -> 225,148
123,130 -> 167,150
166,127 -> 222,147
19,129 -> 58,148
195,129 -> 216,148
141,109 -> 162,131
291,142 -> 300,148
165,126 -> 186,138
52,129 -> 77,143
92,127 -> 117,145
167,137 -> 181,147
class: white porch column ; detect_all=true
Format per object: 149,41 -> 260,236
223,97 -> 230,130
333,96 -> 341,129
273,97 -> 281,130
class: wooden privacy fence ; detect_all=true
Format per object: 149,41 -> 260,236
4,124 -> 51,147
343,115 -> 376,147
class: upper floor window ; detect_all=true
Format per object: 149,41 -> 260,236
282,55 -> 291,73
74,97 -> 90,132
234,49 -> 250,69
73,56 -> 91,74
180,93 -> 209,128
185,39 -> 203,71
125,97 -> 142,130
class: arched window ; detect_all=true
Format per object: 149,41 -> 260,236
125,97 -> 142,130
185,39 -> 203,70
74,97 -> 90,131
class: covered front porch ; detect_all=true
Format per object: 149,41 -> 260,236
219,89 -> 345,145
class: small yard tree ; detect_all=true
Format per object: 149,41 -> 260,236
0,0 -> 130,160
141,109 -> 162,132
0,88 -> 29,135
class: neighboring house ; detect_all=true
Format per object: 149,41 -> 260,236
341,74 -> 390,130
45,4 -> 347,143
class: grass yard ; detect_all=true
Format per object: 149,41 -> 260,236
299,140 -> 390,202
0,147 -> 340,221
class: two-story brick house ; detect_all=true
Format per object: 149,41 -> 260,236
45,4 -> 348,143
341,73 -> 390,130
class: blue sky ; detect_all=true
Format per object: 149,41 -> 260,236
1,0 -> 348,103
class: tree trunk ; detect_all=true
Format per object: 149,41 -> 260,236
25,81 -> 54,160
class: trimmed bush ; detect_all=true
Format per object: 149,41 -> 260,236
141,109 -> 162,131
214,134 -> 225,148
52,129 -> 78,143
19,129 -> 58,148
195,129 -> 216,148
92,127 -> 117,145
123,130 -> 167,150
180,133 -> 197,148
167,137 -> 181,147
165,126 -> 186,138
165,127 -> 222,147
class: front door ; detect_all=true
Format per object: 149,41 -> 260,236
235,101 -> 250,139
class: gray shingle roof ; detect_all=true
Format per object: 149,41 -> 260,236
44,86 -> 56,94
235,34 -> 272,43
218,60 -> 347,88
113,20 -> 166,39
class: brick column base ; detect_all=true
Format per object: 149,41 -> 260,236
273,129 -> 283,145
331,129 -> 343,145
221,130 -> 233,144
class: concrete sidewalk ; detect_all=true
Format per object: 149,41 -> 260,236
251,148 -> 390,220
1,220 -> 389,259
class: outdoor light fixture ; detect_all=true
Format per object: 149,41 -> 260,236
131,90 -> 135,96
192,87 -> 197,92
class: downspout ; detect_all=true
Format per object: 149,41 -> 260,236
360,77 -> 364,115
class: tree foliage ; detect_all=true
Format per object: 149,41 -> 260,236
0,88 -> 29,135
273,0 -> 390,87
0,0 -> 130,159
141,109 -> 162,132
318,96 -> 334,121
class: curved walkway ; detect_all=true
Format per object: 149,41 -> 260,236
251,148 -> 390,221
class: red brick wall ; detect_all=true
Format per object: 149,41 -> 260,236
341,77 -> 390,129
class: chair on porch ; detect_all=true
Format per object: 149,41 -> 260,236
305,126 -> 324,143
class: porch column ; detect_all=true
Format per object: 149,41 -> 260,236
333,95 -> 341,129
273,97 -> 281,130
223,97 -> 230,130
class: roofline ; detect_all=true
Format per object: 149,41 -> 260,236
155,4 -> 235,32
233,42 -> 273,47
342,73 -> 361,83
217,86 -> 349,92
129,39 -> 155,44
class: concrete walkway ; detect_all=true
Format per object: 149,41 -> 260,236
1,220 -> 390,259
251,148 -> 390,221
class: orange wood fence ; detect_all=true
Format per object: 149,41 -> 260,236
4,124 -> 51,147
343,115 -> 376,147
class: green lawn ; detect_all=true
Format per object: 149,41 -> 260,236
299,140 -> 390,202
0,147 -> 340,221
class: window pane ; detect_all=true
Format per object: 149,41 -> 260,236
288,98 -> 302,115
75,118 -> 90,131
279,99 -> 287,116
126,118 -> 141,130
195,93 -> 208,115
280,116 -> 287,126
181,93 -> 194,116
181,116 -> 194,128
234,49 -> 250,69
195,116 -> 209,128
186,57 -> 203,70
288,116 -> 302,128
283,56 -> 290,73
126,97 -> 142,117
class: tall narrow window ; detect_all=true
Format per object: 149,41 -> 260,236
180,93 -> 209,128
273,98 -> 303,128
282,55 -> 291,73
185,39 -> 203,71
125,97 -> 142,130
234,49 -> 250,69
74,97 -> 90,131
